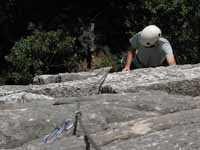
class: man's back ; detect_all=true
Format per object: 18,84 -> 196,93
129,33 -> 173,67
122,25 -> 176,71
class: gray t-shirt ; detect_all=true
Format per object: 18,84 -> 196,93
129,32 -> 174,68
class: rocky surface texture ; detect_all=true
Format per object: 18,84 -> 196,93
1,64 -> 200,150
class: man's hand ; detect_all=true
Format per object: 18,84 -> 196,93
166,55 -> 176,65
122,49 -> 134,72
122,66 -> 130,72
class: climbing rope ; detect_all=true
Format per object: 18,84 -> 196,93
97,67 -> 111,94
73,97 -> 101,150
48,67 -> 111,149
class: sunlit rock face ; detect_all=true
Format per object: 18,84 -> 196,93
1,64 -> 200,150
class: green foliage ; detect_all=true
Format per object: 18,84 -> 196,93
92,49 -> 114,69
93,55 -> 113,69
6,30 -> 76,84
1,0 -> 200,85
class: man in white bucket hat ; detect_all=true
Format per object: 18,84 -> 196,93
122,25 -> 176,71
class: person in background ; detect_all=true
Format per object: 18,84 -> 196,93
122,25 -> 176,71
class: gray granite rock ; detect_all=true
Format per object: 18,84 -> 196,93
0,86 -> 30,97
32,67 -> 111,85
28,64 -> 200,98
1,64 -> 200,150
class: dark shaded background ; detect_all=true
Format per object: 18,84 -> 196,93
0,0 -> 200,77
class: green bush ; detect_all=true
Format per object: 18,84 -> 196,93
6,30 -> 77,84
90,47 -> 114,69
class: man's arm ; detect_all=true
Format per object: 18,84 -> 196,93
122,33 -> 139,71
166,55 -> 176,65
122,47 -> 135,71
161,40 -> 176,66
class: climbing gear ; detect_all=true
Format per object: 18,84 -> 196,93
52,67 -> 111,149
73,99 -> 101,150
97,67 -> 111,94
43,120 -> 73,144
72,68 -> 112,150
140,25 -> 161,47
53,67 -> 112,106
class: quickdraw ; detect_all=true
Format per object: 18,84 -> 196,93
43,120 -> 73,144
46,67 -> 111,149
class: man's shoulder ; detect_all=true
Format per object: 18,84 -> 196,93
129,32 -> 141,48
130,32 -> 141,39
158,37 -> 173,55
159,37 -> 170,44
